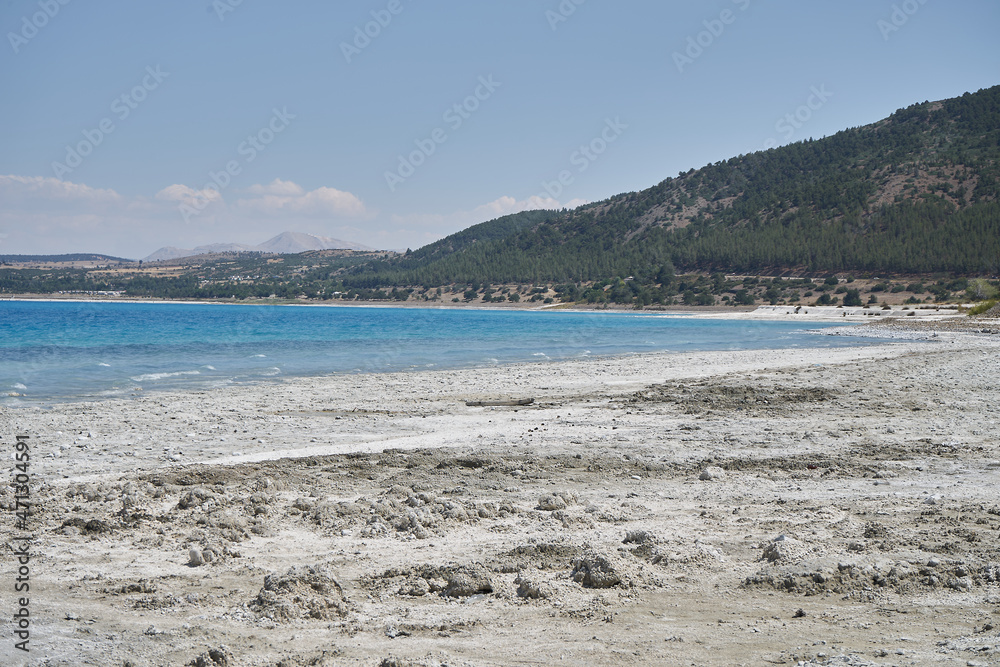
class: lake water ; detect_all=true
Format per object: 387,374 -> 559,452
0,300 -> 877,404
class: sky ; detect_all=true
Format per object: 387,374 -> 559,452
0,0 -> 998,259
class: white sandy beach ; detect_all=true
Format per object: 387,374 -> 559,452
2,326 -> 999,666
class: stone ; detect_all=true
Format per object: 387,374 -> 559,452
443,566 -> 493,598
515,573 -> 552,600
399,578 -> 430,597
761,535 -> 809,564
699,466 -> 726,481
571,554 -> 623,589
186,646 -> 232,667
623,530 -> 656,545
178,487 -> 215,510
537,495 -> 567,511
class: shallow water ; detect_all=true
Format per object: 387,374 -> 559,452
0,300 -> 878,403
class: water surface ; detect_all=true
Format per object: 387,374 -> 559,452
0,300 -> 877,404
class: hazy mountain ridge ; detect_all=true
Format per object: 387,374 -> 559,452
144,232 -> 373,262
0,253 -> 134,264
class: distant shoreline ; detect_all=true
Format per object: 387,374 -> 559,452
0,293 -> 967,323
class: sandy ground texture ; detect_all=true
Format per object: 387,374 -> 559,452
2,329 -> 999,666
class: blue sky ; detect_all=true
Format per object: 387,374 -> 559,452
1,0 -> 997,258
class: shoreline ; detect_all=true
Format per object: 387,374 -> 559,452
4,337 -> 962,478
2,294 -> 969,323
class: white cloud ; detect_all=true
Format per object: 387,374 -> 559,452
235,179 -> 368,218
155,184 -> 224,207
0,174 -> 121,205
153,179 -> 368,220
0,174 -> 374,257
245,178 -> 304,196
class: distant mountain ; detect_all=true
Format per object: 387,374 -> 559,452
256,232 -> 371,254
144,232 -> 373,262
344,85 -> 1000,285
0,253 -> 134,264
143,244 -> 256,262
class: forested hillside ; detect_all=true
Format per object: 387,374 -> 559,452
344,86 -> 1000,288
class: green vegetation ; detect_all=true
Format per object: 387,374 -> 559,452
967,278 -> 1000,301
0,251 -> 382,301
968,300 -> 998,316
2,260 -> 990,309
843,289 -> 863,307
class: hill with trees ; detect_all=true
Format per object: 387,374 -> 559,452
344,85 -> 1000,287
0,254 -> 133,264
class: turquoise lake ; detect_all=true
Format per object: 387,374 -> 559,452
0,300 -> 879,404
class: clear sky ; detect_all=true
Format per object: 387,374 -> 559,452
1,0 -> 997,259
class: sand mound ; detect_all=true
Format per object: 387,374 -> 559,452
631,382 -> 837,415
745,557 -> 1000,597
186,646 -> 232,667
760,535 -> 813,564
305,486 -> 521,539
178,486 -> 216,509
377,563 -> 494,598
491,542 -> 584,573
250,565 -> 348,621
514,572 -> 555,600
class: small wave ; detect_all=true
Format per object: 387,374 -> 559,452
12,383 -> 27,390
98,363 -> 111,367
258,367 -> 282,376
203,365 -> 217,370
130,370 -> 202,382
252,354 -> 267,358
